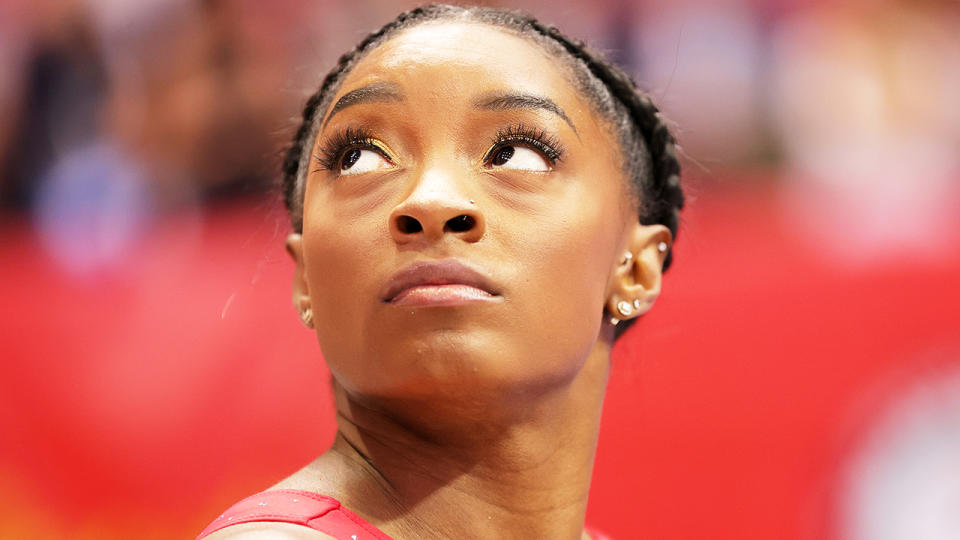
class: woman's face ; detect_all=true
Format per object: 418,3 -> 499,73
292,22 -> 642,402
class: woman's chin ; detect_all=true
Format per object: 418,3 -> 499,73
361,342 -> 584,402
321,314 -> 596,416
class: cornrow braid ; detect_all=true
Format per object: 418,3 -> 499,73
281,4 -> 684,339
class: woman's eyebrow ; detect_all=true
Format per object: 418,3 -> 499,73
474,92 -> 578,135
321,82 -> 405,130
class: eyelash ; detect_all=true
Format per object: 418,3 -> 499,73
484,123 -> 565,166
312,122 -> 566,174
312,126 -> 386,173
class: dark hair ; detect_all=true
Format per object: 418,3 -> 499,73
281,4 -> 684,339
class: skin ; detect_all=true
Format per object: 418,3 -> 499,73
209,21 -> 670,540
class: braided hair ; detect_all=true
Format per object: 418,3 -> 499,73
282,4 -> 684,339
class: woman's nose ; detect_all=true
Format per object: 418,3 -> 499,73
388,167 -> 485,245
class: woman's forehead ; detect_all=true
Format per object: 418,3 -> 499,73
335,21 -> 582,110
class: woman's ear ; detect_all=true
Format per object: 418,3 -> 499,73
605,223 -> 672,321
286,233 -> 314,328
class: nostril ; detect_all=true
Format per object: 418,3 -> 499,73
445,215 -> 475,233
396,215 -> 423,234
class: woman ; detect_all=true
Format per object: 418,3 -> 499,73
198,4 -> 683,539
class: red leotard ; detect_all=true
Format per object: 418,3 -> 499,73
197,489 -> 612,539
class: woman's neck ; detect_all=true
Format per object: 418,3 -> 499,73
286,342 -> 612,540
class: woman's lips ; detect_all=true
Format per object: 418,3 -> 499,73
381,260 -> 500,307
390,284 -> 494,306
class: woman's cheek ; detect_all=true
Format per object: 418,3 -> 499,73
515,194 -> 618,350
302,218 -> 373,335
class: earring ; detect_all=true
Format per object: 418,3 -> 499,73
300,308 -> 313,327
633,298 -> 643,310
657,241 -> 668,253
620,251 -> 633,266
617,300 -> 633,317
609,316 -> 620,325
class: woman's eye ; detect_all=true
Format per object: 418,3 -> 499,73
488,145 -> 550,172
339,148 -> 391,176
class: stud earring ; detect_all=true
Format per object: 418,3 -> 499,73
609,316 -> 620,325
300,308 -> 313,327
617,300 -> 633,317
620,251 -> 633,266
633,298 -> 643,310
657,241 -> 668,253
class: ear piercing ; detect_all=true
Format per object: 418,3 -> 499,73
300,308 -> 313,327
609,300 -> 634,325
612,248 -> 652,324
611,299 -> 643,324
627,244 -> 667,262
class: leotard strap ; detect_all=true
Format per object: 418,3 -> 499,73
196,489 -> 393,540
197,488 -> 613,539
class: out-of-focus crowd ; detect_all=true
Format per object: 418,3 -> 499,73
1,0 -> 958,267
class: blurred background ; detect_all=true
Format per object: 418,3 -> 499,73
1,0 -> 959,538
